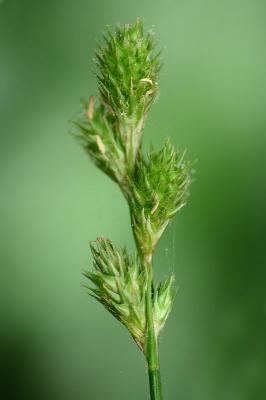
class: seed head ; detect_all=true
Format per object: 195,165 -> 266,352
130,140 -> 191,258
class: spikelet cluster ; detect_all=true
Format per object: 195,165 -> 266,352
85,238 -> 147,349
75,18 -> 161,180
75,101 -> 126,183
84,238 -> 176,351
153,275 -> 176,336
96,19 -> 160,122
130,140 -> 191,259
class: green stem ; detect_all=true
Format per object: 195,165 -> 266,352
145,260 -> 162,400
129,204 -> 163,400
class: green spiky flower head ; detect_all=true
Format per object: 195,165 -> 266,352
85,238 -> 148,350
84,238 -> 177,352
130,140 -> 191,260
74,19 -> 161,181
96,18 -> 160,125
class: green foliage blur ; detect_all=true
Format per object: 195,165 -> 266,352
1,0 -> 265,399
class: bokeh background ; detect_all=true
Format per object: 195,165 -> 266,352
1,0 -> 266,399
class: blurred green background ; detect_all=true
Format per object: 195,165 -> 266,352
1,0 -> 266,399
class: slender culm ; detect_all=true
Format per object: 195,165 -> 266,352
73,18 -> 192,399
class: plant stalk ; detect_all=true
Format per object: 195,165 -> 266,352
145,260 -> 162,400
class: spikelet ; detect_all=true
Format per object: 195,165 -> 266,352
84,238 -> 177,350
84,238 -> 148,350
74,18 -> 161,181
130,140 -> 191,259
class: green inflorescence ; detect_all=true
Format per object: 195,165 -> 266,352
73,18 -> 192,400
75,19 -> 161,183
130,140 -> 191,260
85,238 -> 147,349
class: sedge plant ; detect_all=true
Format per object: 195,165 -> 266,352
73,19 -> 192,400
